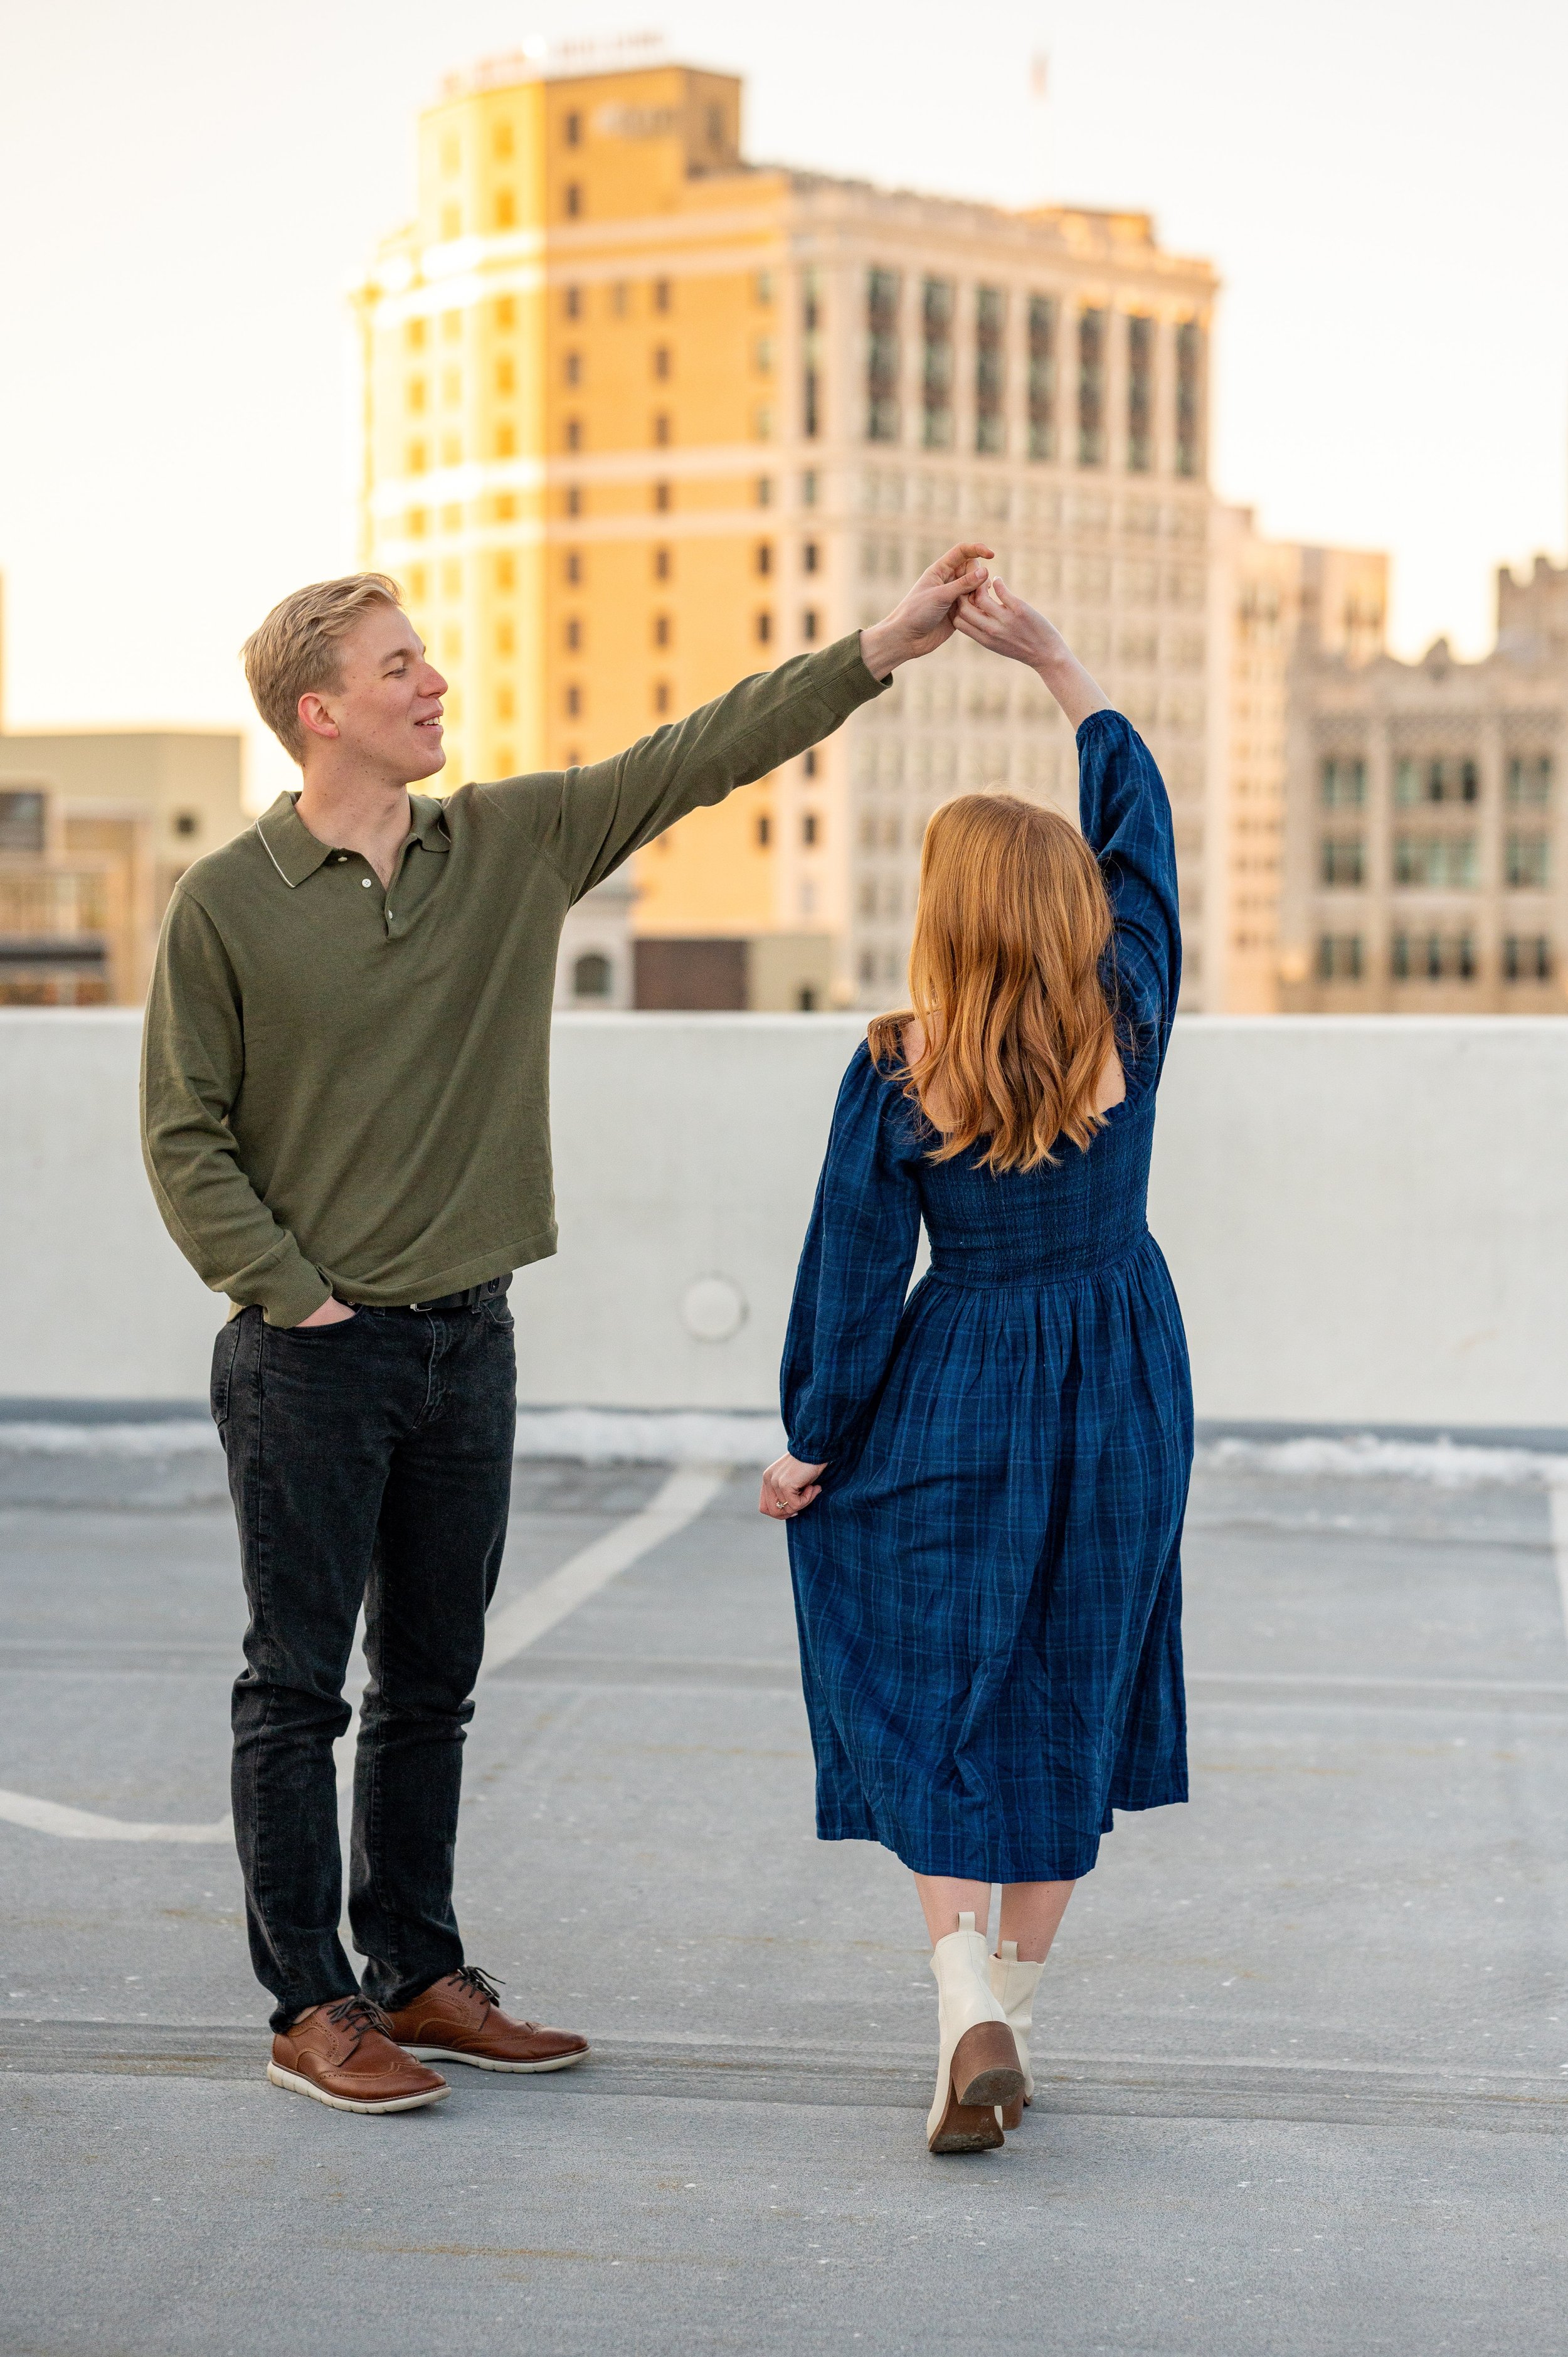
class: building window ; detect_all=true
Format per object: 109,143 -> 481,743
564,351 -> 581,386
494,295 -> 514,331
654,481 -> 670,511
1507,833 -> 1550,888
654,278 -> 671,313
653,413 -> 670,446
1394,834 -> 1478,887
573,951 -> 612,999
803,812 -> 820,846
565,684 -> 581,718
1175,321 -> 1204,477
494,189 -> 515,230
406,376 -> 427,413
564,110 -> 582,147
1320,836 -> 1364,887
1504,933 -> 1553,980
975,286 -> 1005,455
755,542 -> 773,577
802,470 -> 818,507
866,269 -> 900,442
802,268 -> 822,440
1126,315 -> 1154,472
1027,295 -> 1056,462
802,609 -> 818,642
803,747 -> 818,779
756,813 -> 771,848
755,476 -> 773,506
565,618 -> 581,652
1321,757 -> 1367,807
406,440 -> 428,475
756,612 -> 773,644
921,277 -> 955,450
564,285 -> 581,320
406,317 -> 427,351
495,552 -> 515,590
803,541 -> 818,573
653,344 -> 670,380
565,418 -> 581,452
564,183 -> 582,217
1395,756 -> 1479,805
565,486 -> 581,517
1316,933 -> 1363,981
1078,309 -> 1107,466
1508,754 -> 1553,805
654,546 -> 670,581
565,550 -> 582,585
1392,930 -> 1476,981
654,681 -> 671,715
653,614 -> 670,649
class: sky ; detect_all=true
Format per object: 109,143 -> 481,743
1,0 -> 1565,802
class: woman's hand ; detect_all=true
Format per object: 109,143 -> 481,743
760,1452 -> 827,1520
953,576 -> 1110,730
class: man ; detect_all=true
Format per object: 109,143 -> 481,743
140,546 -> 991,2114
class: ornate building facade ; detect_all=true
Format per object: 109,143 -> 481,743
352,42 -> 1219,1006
1278,556 -> 1568,1013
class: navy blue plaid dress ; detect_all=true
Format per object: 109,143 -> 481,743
781,712 -> 1190,1884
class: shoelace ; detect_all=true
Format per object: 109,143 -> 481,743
450,1964 -> 503,2012
323,1994 -> 394,2053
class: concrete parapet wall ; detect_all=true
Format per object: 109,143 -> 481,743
1,1009 -> 1564,1429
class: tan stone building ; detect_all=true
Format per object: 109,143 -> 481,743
1278,555 -> 1568,1012
0,724 -> 245,1004
1206,510 -> 1387,1009
353,41 -> 1220,1008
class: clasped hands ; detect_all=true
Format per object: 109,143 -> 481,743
860,542 -> 1106,731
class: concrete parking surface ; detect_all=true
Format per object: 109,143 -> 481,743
1,1439 -> 1565,2355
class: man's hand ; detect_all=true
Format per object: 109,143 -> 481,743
295,1297 -> 358,1328
859,543 -> 994,679
760,1452 -> 827,1520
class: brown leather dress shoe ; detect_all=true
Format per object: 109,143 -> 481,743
384,1966 -> 589,2075
268,1995 -> 450,2114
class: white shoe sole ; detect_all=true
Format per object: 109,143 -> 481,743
267,2061 -> 450,2114
404,2043 -> 590,2075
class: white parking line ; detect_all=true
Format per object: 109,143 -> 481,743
0,1462 -> 729,1844
1546,1479 -> 1568,1655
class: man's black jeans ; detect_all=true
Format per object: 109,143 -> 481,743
211,1293 -> 516,2031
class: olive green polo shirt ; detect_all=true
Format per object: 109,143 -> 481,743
140,635 -> 886,1326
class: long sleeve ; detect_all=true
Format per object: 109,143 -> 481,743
1076,710 -> 1182,1089
532,634 -> 887,901
781,1045 -> 923,1466
140,888 -> 332,1326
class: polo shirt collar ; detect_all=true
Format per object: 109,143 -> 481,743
255,790 -> 450,888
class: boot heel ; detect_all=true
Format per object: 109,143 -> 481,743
951,2019 -> 1024,2110
999,2092 -> 1025,2130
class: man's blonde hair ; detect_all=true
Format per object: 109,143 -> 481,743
241,573 -> 405,762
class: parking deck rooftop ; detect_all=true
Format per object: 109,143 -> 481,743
2,1435 -> 1565,2355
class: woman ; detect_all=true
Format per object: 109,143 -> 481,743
761,580 -> 1190,2156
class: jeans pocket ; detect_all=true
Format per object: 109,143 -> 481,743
210,1317 -> 243,1429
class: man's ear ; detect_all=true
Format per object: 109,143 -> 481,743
298,692 -> 340,743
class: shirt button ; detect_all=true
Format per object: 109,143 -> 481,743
335,853 -> 347,863
361,877 -> 373,888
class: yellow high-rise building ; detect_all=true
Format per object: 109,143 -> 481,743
355,38 -> 1219,1008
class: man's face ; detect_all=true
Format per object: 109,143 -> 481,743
302,605 -> 448,784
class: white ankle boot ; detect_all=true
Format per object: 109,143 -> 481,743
925,1912 -> 1024,2153
988,1940 -> 1046,2128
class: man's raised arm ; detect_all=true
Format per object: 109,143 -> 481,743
536,543 -> 992,900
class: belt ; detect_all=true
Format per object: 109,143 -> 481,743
379,1274 -> 512,1315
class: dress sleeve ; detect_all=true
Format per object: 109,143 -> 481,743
1076,710 -> 1182,1089
780,1044 -> 923,1467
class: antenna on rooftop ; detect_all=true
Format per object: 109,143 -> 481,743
1028,51 -> 1050,205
